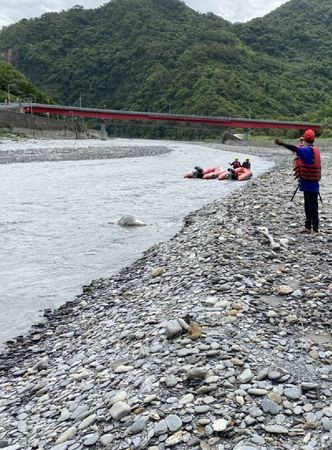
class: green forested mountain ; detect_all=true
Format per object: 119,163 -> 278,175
0,60 -> 52,104
0,0 -> 331,134
235,0 -> 332,123
236,0 -> 332,62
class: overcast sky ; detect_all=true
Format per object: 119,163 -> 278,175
0,0 -> 289,29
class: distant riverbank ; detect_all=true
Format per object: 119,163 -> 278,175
0,137 -> 172,164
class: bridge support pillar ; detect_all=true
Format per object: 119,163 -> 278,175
243,129 -> 249,146
100,123 -> 108,140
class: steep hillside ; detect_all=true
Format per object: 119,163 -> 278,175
233,0 -> 332,124
0,60 -> 52,103
0,0 -> 331,128
235,0 -> 332,61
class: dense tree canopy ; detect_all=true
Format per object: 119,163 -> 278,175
0,0 -> 330,138
0,61 -> 51,104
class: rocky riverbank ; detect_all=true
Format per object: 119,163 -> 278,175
0,138 -> 171,164
0,144 -> 331,450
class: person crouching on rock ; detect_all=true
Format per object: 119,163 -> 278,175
229,157 -> 241,169
275,129 -> 321,236
242,158 -> 251,169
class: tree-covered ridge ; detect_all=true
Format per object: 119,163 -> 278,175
233,0 -> 332,125
235,0 -> 332,61
0,0 -> 236,112
0,0 -> 331,129
0,60 -> 52,103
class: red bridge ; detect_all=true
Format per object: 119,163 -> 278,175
22,103 -> 322,132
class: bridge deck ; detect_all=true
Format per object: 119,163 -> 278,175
22,104 -> 322,132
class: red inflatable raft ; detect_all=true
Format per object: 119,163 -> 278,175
234,167 -> 252,181
203,167 -> 226,179
184,166 -> 252,181
184,167 -> 218,178
218,167 -> 252,181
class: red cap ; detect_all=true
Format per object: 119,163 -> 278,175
304,129 -> 315,143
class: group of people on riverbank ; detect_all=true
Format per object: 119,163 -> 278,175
184,130 -> 322,235
184,157 -> 252,181
229,157 -> 251,170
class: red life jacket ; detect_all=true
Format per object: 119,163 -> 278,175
294,146 -> 321,181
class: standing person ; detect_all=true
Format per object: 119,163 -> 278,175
229,157 -> 241,169
275,129 -> 321,235
242,158 -> 251,169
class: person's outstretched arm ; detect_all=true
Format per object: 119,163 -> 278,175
275,139 -> 298,152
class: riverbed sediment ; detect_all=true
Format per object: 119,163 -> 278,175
0,139 -> 172,164
0,143 -> 331,450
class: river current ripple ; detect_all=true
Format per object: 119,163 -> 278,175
0,138 -> 273,345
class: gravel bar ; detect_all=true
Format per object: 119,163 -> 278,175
0,142 -> 171,164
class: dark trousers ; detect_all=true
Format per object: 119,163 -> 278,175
304,191 -> 319,232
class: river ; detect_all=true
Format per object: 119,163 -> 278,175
0,138 -> 273,345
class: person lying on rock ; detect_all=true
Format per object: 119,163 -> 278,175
192,166 -> 204,178
226,168 -> 237,180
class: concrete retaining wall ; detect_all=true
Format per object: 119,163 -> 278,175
0,110 -> 90,138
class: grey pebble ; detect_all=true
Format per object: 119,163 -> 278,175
322,417 -> 332,432
261,398 -> 281,415
155,419 -> 168,435
126,417 -> 148,435
83,433 -> 100,446
165,414 -> 182,432
283,387 -> 302,400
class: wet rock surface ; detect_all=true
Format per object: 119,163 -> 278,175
0,143 -> 331,450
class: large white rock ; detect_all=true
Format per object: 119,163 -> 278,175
212,419 -> 228,432
109,401 -> 131,420
164,319 -> 183,339
117,215 -> 146,227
